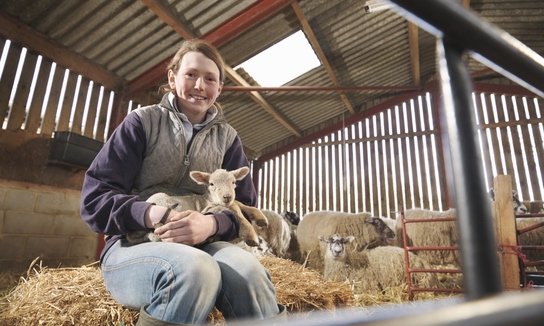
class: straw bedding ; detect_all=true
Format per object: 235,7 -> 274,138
0,256 -> 355,325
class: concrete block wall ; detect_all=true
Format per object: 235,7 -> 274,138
0,179 -> 98,272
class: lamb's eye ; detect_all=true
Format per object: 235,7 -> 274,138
209,183 -> 214,187
232,181 -> 236,185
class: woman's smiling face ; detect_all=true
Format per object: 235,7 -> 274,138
168,51 -> 223,124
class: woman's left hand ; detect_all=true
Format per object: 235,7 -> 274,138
154,210 -> 217,245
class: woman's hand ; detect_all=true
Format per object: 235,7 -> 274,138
154,210 -> 217,245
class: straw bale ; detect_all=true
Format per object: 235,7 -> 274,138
0,256 -> 355,325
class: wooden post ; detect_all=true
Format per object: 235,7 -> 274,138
492,174 -> 520,290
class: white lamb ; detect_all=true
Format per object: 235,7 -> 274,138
126,167 -> 267,246
319,234 -> 438,293
298,211 -> 396,273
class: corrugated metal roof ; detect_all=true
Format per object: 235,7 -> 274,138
1,0 -> 543,159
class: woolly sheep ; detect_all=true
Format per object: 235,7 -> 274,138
298,211 -> 396,272
489,190 -> 544,268
254,210 -> 292,258
319,234 -> 438,293
283,211 -> 301,226
126,167 -> 266,246
236,235 -> 273,257
394,208 -> 460,266
516,216 -> 544,268
489,189 -> 528,214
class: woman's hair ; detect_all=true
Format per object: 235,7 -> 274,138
161,39 -> 225,94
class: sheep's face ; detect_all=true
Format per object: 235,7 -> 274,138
190,167 -> 250,206
364,217 -> 396,245
319,234 -> 354,260
283,211 -> 300,226
488,189 -> 528,214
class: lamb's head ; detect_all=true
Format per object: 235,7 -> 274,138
190,167 -> 250,206
488,189 -> 528,214
282,211 -> 300,226
364,216 -> 396,247
319,234 -> 355,261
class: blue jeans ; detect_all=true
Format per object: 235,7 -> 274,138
101,239 -> 280,324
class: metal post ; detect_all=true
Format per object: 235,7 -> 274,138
436,38 -> 502,300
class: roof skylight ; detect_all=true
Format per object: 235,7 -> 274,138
234,30 -> 321,87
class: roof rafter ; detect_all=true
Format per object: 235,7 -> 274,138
291,1 -> 356,115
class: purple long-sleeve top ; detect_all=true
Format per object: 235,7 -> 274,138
80,112 -> 257,262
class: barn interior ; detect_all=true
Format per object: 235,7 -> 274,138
1,0 -> 544,325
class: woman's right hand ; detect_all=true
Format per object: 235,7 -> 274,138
154,210 -> 217,246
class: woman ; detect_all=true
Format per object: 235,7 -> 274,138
80,39 -> 282,325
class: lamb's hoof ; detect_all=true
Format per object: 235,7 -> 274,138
255,219 -> 268,227
245,238 -> 259,247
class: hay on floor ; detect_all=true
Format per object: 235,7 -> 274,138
0,256 -> 355,325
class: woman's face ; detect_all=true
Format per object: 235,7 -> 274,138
168,51 -> 222,123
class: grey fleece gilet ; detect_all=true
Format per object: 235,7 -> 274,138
130,94 -> 237,200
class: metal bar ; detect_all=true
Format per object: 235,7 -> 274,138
388,0 -> 544,98
437,38 -> 502,300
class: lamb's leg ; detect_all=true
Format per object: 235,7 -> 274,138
229,203 -> 260,247
233,200 -> 268,227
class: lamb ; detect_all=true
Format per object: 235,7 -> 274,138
236,235 -> 273,257
252,210 -> 302,262
255,210 -> 292,258
319,234 -> 439,293
297,211 -> 396,272
126,167 -> 267,246
394,208 -> 460,266
282,211 -> 301,226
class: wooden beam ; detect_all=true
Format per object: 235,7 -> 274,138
225,65 -> 302,137
291,1 -> 356,115
492,174 -> 520,291
140,0 -> 194,40
222,85 -> 421,92
125,0 -> 293,98
407,22 -> 421,86
0,11 -> 124,92
205,0 -> 294,47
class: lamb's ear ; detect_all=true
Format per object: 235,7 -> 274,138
318,235 -> 329,243
345,236 -> 355,243
190,171 -> 211,185
232,166 -> 250,180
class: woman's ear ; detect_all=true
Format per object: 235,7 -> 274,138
168,70 -> 176,89
217,81 -> 223,96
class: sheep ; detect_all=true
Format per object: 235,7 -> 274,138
297,211 -> 396,273
489,189 -> 528,214
319,234 -> 439,293
251,210 -> 302,262
255,210 -> 292,258
126,167 -> 267,246
488,190 -> 544,268
235,235 -> 273,257
283,211 -> 301,226
394,208 -> 460,266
